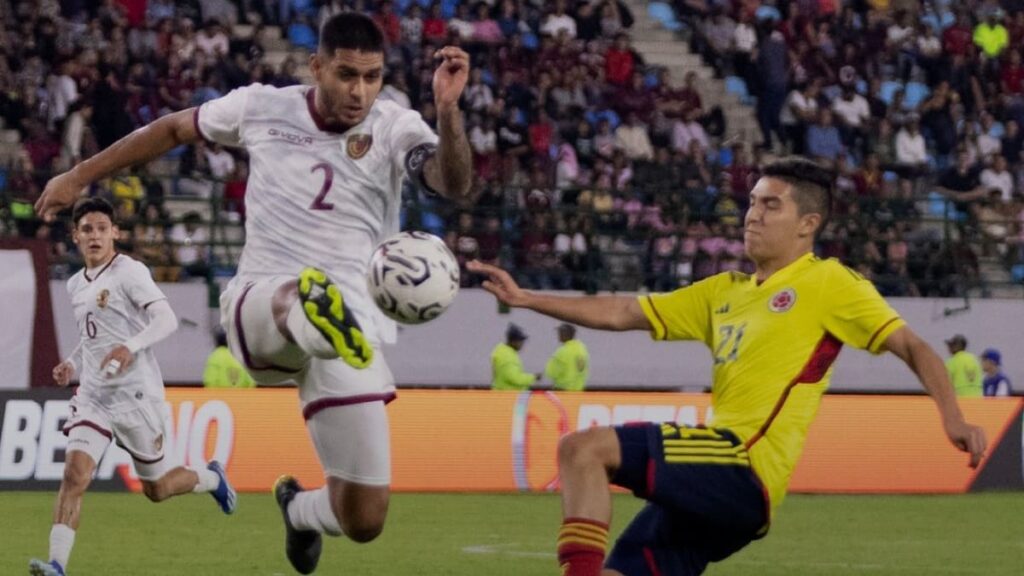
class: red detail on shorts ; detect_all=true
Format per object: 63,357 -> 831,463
646,457 -> 656,497
643,547 -> 663,576
234,283 -> 302,374
63,419 -> 112,440
302,392 -> 398,420
745,333 -> 843,449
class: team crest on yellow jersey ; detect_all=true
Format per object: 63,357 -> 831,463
96,289 -> 110,309
768,288 -> 796,312
346,134 -> 372,159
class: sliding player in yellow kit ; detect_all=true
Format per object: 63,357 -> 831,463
468,156 -> 988,576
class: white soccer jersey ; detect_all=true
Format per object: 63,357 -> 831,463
196,84 -> 439,345
66,254 -> 167,397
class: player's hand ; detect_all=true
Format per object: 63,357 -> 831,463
467,260 -> 530,308
53,361 -> 75,387
943,418 -> 987,468
101,345 -> 134,378
432,46 -> 469,113
36,169 -> 89,222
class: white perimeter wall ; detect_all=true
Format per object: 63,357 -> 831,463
47,282 -> 1024,392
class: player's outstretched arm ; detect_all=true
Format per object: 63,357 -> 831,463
35,108 -> 202,221
882,326 -> 988,468
467,260 -> 652,332
424,46 -> 473,204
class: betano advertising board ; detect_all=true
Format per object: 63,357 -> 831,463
0,390 -> 1020,493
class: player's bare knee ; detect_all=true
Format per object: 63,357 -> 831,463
60,464 -> 91,495
141,479 -> 170,502
559,429 -> 616,471
341,515 -> 385,543
558,430 -> 596,468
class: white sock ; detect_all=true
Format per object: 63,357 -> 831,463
191,467 -> 221,493
285,302 -> 337,359
49,524 -> 75,568
287,487 -> 343,536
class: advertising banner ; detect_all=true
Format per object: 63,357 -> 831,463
1,390 -> 1020,494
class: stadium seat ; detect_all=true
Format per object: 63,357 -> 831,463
647,2 -> 684,32
879,80 -> 902,105
644,71 -> 660,89
521,32 -> 539,50
440,0 -> 459,20
903,82 -> 930,108
725,76 -> 754,106
1012,264 -> 1024,283
756,5 -> 781,22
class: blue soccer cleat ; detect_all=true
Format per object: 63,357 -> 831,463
208,460 -> 237,515
274,475 -> 322,575
28,559 -> 65,576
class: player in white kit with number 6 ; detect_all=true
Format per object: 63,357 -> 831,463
28,198 -> 236,576
35,13 -> 473,575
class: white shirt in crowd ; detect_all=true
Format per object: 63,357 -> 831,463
895,128 -> 928,164
980,167 -> 1015,201
541,13 -> 577,38
832,94 -> 871,128
614,123 -> 654,161
781,89 -> 818,126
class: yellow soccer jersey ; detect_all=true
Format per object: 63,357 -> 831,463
638,253 -> 905,512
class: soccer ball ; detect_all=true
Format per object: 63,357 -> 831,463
366,231 -> 460,325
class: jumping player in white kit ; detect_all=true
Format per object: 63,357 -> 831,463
28,198 -> 237,576
35,13 -> 473,575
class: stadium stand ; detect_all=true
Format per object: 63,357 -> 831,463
0,0 -> 1021,298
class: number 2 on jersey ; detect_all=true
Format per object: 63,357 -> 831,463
309,162 -> 335,211
714,322 -> 746,365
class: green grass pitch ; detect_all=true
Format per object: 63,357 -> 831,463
2,492 -> 1020,575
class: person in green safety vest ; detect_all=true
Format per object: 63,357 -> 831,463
491,323 -> 539,390
545,324 -> 590,391
203,331 -> 255,388
944,334 -> 982,397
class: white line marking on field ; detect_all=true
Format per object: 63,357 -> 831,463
462,543 -> 556,559
731,559 -> 993,573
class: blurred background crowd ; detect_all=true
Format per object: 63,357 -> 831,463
0,0 -> 1022,297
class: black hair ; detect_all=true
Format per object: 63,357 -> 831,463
319,12 -> 385,55
761,156 -> 834,235
215,330 -> 228,348
71,197 -> 115,227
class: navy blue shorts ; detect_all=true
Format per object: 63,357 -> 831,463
606,422 -> 769,576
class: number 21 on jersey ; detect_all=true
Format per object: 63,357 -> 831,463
714,322 -> 746,365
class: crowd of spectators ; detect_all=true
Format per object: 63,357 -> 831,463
681,0 -> 1024,292
0,0 -> 1021,295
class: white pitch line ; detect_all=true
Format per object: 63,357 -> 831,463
462,543 -> 556,559
730,559 -> 994,574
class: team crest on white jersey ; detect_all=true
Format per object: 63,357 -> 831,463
96,289 -> 110,308
347,134 -> 372,159
768,288 -> 796,312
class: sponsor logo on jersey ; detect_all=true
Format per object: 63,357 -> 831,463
768,288 -> 796,312
96,289 -> 110,309
267,128 -> 313,146
347,134 -> 373,159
